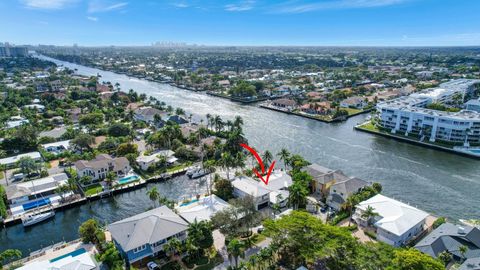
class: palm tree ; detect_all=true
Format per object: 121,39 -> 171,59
105,172 -> 116,189
146,187 -> 160,207
213,115 -> 224,132
262,150 -> 273,168
233,116 -> 243,130
220,152 -> 235,180
438,251 -> 452,266
288,182 -> 308,210
227,239 -> 245,269
459,245 -> 468,261
361,205 -> 380,226
277,148 -> 290,171
205,113 -> 212,129
164,237 -> 182,262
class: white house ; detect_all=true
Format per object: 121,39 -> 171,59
232,177 -> 271,210
232,172 -> 292,210
136,150 -> 175,171
74,154 -> 130,181
176,195 -> 231,223
353,194 -> 429,247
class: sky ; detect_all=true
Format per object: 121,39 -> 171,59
1,0 -> 480,46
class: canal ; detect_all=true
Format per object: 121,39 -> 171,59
1,56 -> 479,255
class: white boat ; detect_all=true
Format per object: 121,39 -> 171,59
191,169 -> 210,179
186,167 -> 199,177
22,211 -> 55,227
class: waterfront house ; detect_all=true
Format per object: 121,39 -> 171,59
0,151 -> 42,168
108,206 -> 188,265
136,150 -> 175,171
232,172 -> 292,210
133,107 -> 168,124
41,140 -> 71,155
301,164 -> 347,198
300,102 -> 332,115
340,96 -> 367,109
353,194 -> 429,247
74,154 -> 130,181
326,177 -> 369,210
271,98 -> 297,111
17,248 -> 98,270
176,195 -> 231,223
168,115 -> 189,125
232,176 -> 270,210
6,173 -> 70,216
415,223 -> 480,263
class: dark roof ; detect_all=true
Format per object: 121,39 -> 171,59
460,258 -> 480,270
415,223 -> 480,260
301,164 -> 348,185
168,115 -> 188,125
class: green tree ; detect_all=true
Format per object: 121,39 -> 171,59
389,249 -> 444,270
361,205 -> 380,226
277,148 -> 291,171
459,245 -> 468,261
71,133 -> 95,151
17,156 -> 39,177
79,219 -> 102,244
107,123 -> 131,137
116,143 -> 138,157
214,178 -> 234,201
288,181 -> 308,210
438,251 -> 452,266
187,220 -> 214,257
164,237 -> 182,262
146,187 -> 160,207
0,249 -> 22,269
227,239 -> 245,269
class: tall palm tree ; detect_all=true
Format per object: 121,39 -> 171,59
288,182 -> 308,210
361,205 -> 380,226
227,239 -> 245,269
205,113 -> 211,129
277,148 -> 290,171
233,116 -> 243,130
146,187 -> 160,207
213,115 -> 224,132
262,150 -> 273,169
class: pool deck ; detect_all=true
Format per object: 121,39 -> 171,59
5,239 -> 97,268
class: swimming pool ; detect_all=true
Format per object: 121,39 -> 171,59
118,175 -> 139,185
180,199 -> 199,207
49,248 -> 86,263
23,198 -> 51,211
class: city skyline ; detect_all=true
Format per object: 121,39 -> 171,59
1,0 -> 480,46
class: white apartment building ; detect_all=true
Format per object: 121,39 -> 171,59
377,79 -> 480,145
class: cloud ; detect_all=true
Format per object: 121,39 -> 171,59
173,2 -> 189,8
88,0 -> 128,13
87,16 -> 98,21
274,0 -> 409,13
225,0 -> 255,11
19,0 -> 78,9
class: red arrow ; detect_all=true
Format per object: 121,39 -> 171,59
240,143 -> 276,185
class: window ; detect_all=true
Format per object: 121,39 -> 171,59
133,244 -> 146,253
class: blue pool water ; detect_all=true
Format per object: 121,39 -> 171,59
49,248 -> 86,263
180,199 -> 199,207
23,198 -> 51,211
468,149 -> 480,154
118,175 -> 139,184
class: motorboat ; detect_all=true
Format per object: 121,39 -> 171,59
190,169 -> 210,179
186,167 -> 200,177
22,210 -> 55,227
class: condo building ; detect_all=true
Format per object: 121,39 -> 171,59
377,79 -> 480,146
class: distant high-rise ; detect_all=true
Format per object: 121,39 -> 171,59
0,42 -> 28,57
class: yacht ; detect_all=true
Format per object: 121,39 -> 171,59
190,169 -> 210,179
22,211 -> 55,227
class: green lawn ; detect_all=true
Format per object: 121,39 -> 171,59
250,233 -> 267,245
345,108 -> 363,115
166,162 -> 193,173
84,184 -> 103,196
358,121 -> 380,132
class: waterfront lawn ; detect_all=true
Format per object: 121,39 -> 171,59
166,161 -> 193,173
358,121 -> 380,132
84,184 -> 103,196
344,108 -> 363,115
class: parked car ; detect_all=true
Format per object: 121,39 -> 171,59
13,173 -> 25,181
147,261 -> 159,270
